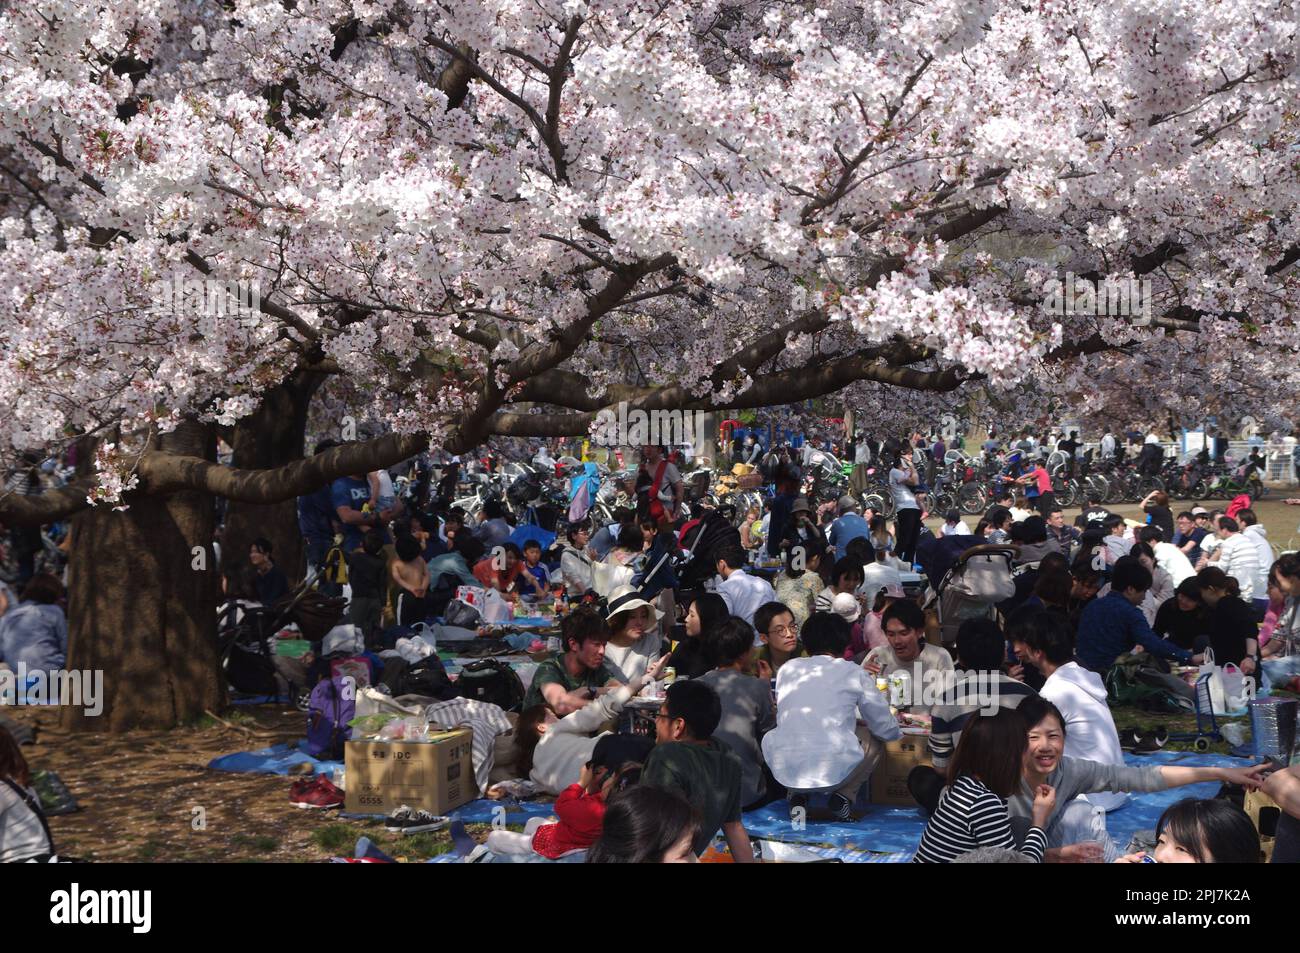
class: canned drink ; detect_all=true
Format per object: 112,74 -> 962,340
662,667 -> 677,685
888,671 -> 912,708
1140,853 -> 1157,864
875,676 -> 889,694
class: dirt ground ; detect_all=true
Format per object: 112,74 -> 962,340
4,706 -> 468,862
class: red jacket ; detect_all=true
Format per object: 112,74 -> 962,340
530,784 -> 606,859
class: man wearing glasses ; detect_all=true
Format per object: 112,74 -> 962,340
750,602 -> 806,680
642,681 -> 756,862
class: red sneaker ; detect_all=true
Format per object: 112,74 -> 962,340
291,775 -> 343,809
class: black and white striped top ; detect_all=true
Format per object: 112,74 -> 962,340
913,774 -> 1046,864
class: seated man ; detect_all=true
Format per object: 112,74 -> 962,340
1010,697 -> 1267,862
762,613 -> 901,822
713,545 -> 777,627
699,617 -> 778,811
926,617 -> 1037,772
643,680 -> 756,862
750,601 -> 807,679
1075,556 -> 1196,673
522,607 -> 620,715
1010,608 -> 1127,811
862,599 -> 954,714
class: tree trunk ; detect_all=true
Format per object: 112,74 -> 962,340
61,422 -> 225,732
222,371 -> 326,585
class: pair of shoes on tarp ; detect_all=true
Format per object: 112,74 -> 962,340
1119,726 -> 1168,754
787,792 -> 860,823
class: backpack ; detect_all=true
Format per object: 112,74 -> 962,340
398,656 -> 458,701
1104,655 -> 1193,711
679,508 -> 742,589
455,659 -> 526,712
305,676 -> 356,760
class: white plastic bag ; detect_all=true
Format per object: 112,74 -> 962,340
481,588 -> 512,624
1198,649 -> 1227,715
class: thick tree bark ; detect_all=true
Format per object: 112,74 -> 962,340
61,421 -> 225,732
222,371 -> 326,585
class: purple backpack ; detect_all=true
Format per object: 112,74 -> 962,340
306,676 -> 356,760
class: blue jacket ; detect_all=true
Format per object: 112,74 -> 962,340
297,484 -> 336,545
0,602 -> 68,672
827,513 -> 872,562
1076,591 -> 1193,673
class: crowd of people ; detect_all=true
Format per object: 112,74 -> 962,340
266,432 -> 1300,862
3,423 -> 1299,865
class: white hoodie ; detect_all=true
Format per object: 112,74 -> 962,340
1039,662 -> 1128,812
1243,524 -> 1273,601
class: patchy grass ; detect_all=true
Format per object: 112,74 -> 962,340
1110,705 -> 1250,755
233,833 -> 280,853
310,823 -> 356,853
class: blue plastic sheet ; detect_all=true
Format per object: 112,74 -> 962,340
209,741 -> 1244,862
207,741 -> 341,777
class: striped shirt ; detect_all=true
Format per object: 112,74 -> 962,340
913,775 -> 1045,863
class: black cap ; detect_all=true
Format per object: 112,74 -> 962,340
590,734 -> 655,773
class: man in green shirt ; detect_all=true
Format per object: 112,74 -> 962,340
522,606 -> 620,715
642,680 -> 756,862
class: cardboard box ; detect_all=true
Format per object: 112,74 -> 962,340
343,728 -> 477,816
870,729 -> 932,806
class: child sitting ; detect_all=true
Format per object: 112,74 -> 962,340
521,539 -> 551,597
484,748 -> 639,860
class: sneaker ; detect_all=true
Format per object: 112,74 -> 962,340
788,793 -> 808,821
385,805 -> 415,832
291,775 -> 343,809
1118,728 -> 1143,752
289,775 -> 320,801
1150,725 -> 1169,748
398,810 -> 449,835
827,793 -> 854,822
1131,733 -> 1161,755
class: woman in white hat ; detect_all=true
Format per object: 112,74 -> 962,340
603,585 -> 666,684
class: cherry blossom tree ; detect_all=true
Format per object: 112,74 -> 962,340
1,0 -> 1297,728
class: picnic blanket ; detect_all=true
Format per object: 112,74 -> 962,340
210,743 -> 1242,863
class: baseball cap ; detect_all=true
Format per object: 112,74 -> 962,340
591,734 -> 655,773
831,591 -> 861,624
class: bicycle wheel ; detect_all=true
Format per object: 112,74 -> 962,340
862,490 -> 889,518
1137,476 -> 1164,497
1247,477 -> 1266,499
956,483 -> 984,515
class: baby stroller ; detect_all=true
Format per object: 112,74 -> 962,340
217,569 -> 347,699
924,544 -> 1017,647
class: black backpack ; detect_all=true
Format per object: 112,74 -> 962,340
397,657 -> 458,701
455,659 -> 526,712
679,508 -> 743,589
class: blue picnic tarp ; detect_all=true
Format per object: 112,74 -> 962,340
209,742 -> 1246,862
